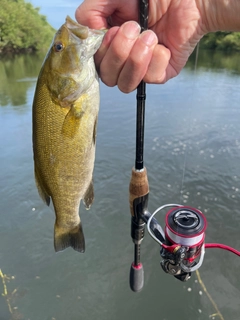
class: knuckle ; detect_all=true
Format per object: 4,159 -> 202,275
118,84 -> 133,94
99,69 -> 117,87
144,71 -> 166,84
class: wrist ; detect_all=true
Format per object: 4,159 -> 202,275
197,0 -> 240,33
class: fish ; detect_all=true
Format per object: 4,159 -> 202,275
32,16 -> 105,253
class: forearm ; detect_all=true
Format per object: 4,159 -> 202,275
198,0 -> 240,33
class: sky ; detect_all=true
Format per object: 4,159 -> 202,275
27,0 -> 83,29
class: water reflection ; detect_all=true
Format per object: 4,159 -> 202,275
0,49 -> 239,109
0,53 -> 45,107
187,47 -> 240,73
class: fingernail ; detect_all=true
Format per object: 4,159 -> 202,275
122,22 -> 141,40
140,30 -> 157,46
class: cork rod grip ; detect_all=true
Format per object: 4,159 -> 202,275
129,167 -> 149,216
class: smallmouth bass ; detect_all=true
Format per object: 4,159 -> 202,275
32,16 -> 105,253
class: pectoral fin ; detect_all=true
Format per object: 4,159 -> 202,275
83,180 -> 94,209
62,107 -> 81,138
34,165 -> 50,206
61,94 -> 89,138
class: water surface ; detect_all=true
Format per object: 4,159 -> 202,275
0,49 -> 240,320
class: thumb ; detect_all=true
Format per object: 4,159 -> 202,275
75,0 -> 116,29
75,0 -> 139,29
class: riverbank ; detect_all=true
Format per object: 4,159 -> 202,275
1,0 -> 240,55
201,31 -> 240,52
0,0 -> 55,54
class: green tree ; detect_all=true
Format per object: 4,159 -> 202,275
201,31 -> 240,51
0,0 -> 55,53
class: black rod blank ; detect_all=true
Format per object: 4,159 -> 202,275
135,0 -> 149,170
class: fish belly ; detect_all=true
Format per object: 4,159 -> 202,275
33,77 -> 99,252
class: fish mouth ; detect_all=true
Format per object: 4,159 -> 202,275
64,15 -> 106,41
65,15 -> 89,40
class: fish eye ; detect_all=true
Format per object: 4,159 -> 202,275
54,42 -> 64,52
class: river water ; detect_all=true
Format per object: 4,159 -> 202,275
0,48 -> 240,320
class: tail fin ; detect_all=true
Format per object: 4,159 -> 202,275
54,223 -> 85,253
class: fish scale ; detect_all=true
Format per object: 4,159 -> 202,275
32,16 -> 105,253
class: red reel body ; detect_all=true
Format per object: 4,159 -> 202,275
160,206 -> 207,280
165,206 -> 207,263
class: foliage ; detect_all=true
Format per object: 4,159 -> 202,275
1,0 -> 240,53
0,0 -> 55,53
201,31 -> 240,51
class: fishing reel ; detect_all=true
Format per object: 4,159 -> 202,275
129,196 -> 240,292
147,205 -> 206,282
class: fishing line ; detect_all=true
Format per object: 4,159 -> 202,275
179,43 -> 200,204
196,270 -> 225,320
179,147 -> 187,204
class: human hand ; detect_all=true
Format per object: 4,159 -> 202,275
75,0 -> 239,93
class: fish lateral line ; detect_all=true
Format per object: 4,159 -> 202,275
32,16 -> 102,253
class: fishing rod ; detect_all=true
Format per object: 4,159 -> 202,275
128,0 -> 150,292
128,0 -> 240,293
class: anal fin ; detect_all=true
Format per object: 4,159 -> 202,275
83,180 -> 94,210
93,118 -> 98,145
